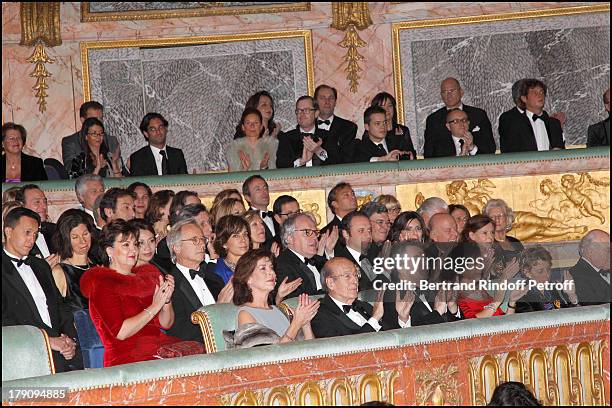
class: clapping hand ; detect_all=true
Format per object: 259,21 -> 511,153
275,276 -> 303,305
300,143 -> 314,166
562,270 -> 578,304
500,258 -> 520,281
217,280 -> 234,304
371,288 -> 385,321
395,290 -> 415,323
239,150 -> 251,171
270,241 -> 281,257
260,151 -> 270,170
292,293 -> 320,327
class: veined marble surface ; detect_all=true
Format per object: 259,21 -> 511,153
88,2 -> 299,13
399,12 -> 610,154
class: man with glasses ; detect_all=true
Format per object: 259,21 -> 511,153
166,219 -> 232,341
424,77 -> 495,158
354,106 -> 414,163
276,95 -> 342,168
128,112 -> 188,176
361,201 -> 392,262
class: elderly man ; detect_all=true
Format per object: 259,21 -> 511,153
416,196 -> 449,227
311,257 -> 411,338
424,77 -> 495,158
569,230 -> 610,305
74,174 -> 105,226
165,219 -> 231,342
587,88 -> 610,147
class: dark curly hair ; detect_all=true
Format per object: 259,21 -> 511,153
232,248 -> 275,306
487,381 -> 542,406
389,211 -> 429,243
98,219 -> 140,267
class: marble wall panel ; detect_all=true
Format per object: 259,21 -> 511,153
87,2 -> 298,13
396,11 -> 610,154
87,36 -> 310,171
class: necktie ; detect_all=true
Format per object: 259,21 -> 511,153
532,114 -> 542,122
159,150 -> 169,175
261,211 -> 274,219
458,139 -> 465,155
376,143 -> 387,155
342,304 -> 354,314
317,119 -> 330,126
189,269 -> 203,280
8,256 -> 31,267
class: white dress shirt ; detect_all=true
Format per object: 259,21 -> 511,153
451,135 -> 478,156
149,144 -> 168,176
256,208 -> 276,237
35,233 -> 51,258
5,249 -> 52,328
289,249 -> 322,290
316,115 -> 334,131
329,295 -> 382,331
525,110 -> 550,151
293,127 -> 328,167
176,263 -> 216,306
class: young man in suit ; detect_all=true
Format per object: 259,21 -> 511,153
99,187 -> 135,224
165,219 -> 232,342
499,79 -> 565,153
587,88 -> 610,147
314,84 -> 357,163
423,77 -> 496,158
321,182 -> 358,236
569,229 -> 610,305
243,175 -> 278,247
2,207 -> 83,372
129,112 -> 188,176
276,96 -> 340,168
354,106 -> 415,163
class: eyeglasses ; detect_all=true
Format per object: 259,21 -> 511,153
181,236 -> 207,246
372,220 -> 392,227
447,118 -> 469,125
87,132 -> 105,137
278,209 -> 303,217
490,214 -> 507,219
297,229 -> 320,237
387,207 -> 401,214
147,125 -> 166,133
295,108 -> 317,114
4,136 -> 22,143
332,273 -> 361,281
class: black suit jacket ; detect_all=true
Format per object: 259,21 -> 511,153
311,294 -> 378,338
382,288 -> 459,329
587,117 -> 610,147
276,127 -> 342,168
129,145 -> 187,176
334,244 -> 379,291
569,258 -> 610,305
166,264 -> 225,341
250,208 -> 278,246
354,134 -> 415,163
274,249 -> 326,300
2,252 -> 81,372
423,105 -> 496,158
499,107 -> 565,153
317,115 -> 358,164
1,153 -> 48,182
29,221 -> 57,258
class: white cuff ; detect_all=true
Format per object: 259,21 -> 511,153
316,149 -> 328,161
293,158 -> 302,168
398,316 -> 411,328
370,157 -> 380,162
325,250 -> 334,260
468,145 -> 478,155
367,318 -> 382,332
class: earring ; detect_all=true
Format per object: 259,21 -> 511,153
109,255 -> 113,264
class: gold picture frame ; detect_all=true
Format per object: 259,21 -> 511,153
81,2 -> 311,23
391,4 -> 611,126
80,29 -> 315,101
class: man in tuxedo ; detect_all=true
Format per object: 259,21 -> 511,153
587,88 -> 610,147
165,219 -> 231,341
354,106 -> 415,163
74,174 -> 105,227
2,207 -> 83,372
424,77 -> 496,158
314,84 -> 357,163
16,185 -> 58,267
569,229 -> 610,305
311,257 -> 411,339
416,196 -> 448,228
361,201 -> 392,262
442,109 -> 485,156
321,182 -> 358,236
61,101 -> 123,174
243,175 -> 277,246
99,187 -> 135,224
276,96 -> 340,168
129,112 -> 188,176
275,213 -> 327,300
272,195 -> 301,228
499,79 -> 565,153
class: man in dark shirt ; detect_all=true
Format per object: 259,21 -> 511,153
587,88 -> 610,147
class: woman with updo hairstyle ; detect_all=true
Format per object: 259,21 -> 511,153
483,198 -> 524,262
128,218 -> 158,268
239,91 -> 282,139
212,215 -> 252,284
80,219 -> 181,367
459,214 -> 507,280
232,248 -> 317,344
389,211 -> 428,243
145,189 -> 175,243
212,189 -> 243,209
227,107 -> 278,171
211,197 -> 246,226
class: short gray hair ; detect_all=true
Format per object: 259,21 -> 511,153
281,212 -> 316,247
578,229 -> 609,257
75,174 -> 104,198
166,218 -> 200,263
483,199 -> 515,231
417,197 -> 448,217
320,262 -> 334,292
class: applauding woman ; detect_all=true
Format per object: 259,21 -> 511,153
227,108 -> 278,172
69,118 -> 122,178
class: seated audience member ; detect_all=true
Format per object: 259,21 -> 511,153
416,196 -> 449,227
314,84 -> 358,163
374,194 -> 402,225
80,220 -> 181,367
483,199 -> 524,262
370,92 -> 416,156
68,118 -> 122,179
389,211 -> 428,243
360,201 -> 392,261
129,112 -> 188,176
321,182 -> 358,235
16,185 -> 58,265
211,198 -> 246,225
275,213 -> 327,300
382,241 -> 460,328
212,189 -> 243,209
448,204 -> 470,235
2,201 -> 23,241
2,207 -> 83,372
166,219 -> 231,342
99,187 -> 135,223
227,108 -> 278,171
74,174 -> 105,228
233,249 -> 318,344
424,77 -> 495,158
487,382 -> 542,406
587,88 -> 610,147
212,215 -> 252,284
62,101 -> 122,174
3,186 -> 22,203
127,182 -> 152,219
1,122 -> 47,183
426,213 -> 460,282
570,229 -> 610,305
243,175 -> 277,246
236,91 -> 282,139
355,106 -> 415,163
499,78 -> 564,153
244,210 -> 280,256
92,195 -> 105,229
50,209 -> 96,311
272,194 -> 301,229
511,246 -> 578,313
276,95 -> 339,168
145,189 -> 175,243
129,219 -> 162,271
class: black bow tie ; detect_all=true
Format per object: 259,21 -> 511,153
342,304 -> 354,314
317,119 -> 330,126
359,254 -> 369,261
532,113 -> 543,122
303,257 -> 316,266
261,211 -> 274,219
189,269 -> 204,280
300,132 -> 315,138
8,256 -> 31,267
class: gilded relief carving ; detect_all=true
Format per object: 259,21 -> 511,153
415,364 -> 460,406
268,190 -> 326,227
446,179 -> 496,215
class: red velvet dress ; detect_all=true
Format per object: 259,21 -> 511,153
80,264 -> 181,367
458,296 -> 505,319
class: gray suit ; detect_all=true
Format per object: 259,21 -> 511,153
61,130 -> 121,172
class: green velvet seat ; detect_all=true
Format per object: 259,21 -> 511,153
191,303 -> 241,353
2,325 -> 55,381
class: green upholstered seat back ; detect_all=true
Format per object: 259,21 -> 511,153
2,325 -> 54,381
191,303 -> 241,353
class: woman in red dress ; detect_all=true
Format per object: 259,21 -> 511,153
81,220 -> 181,367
